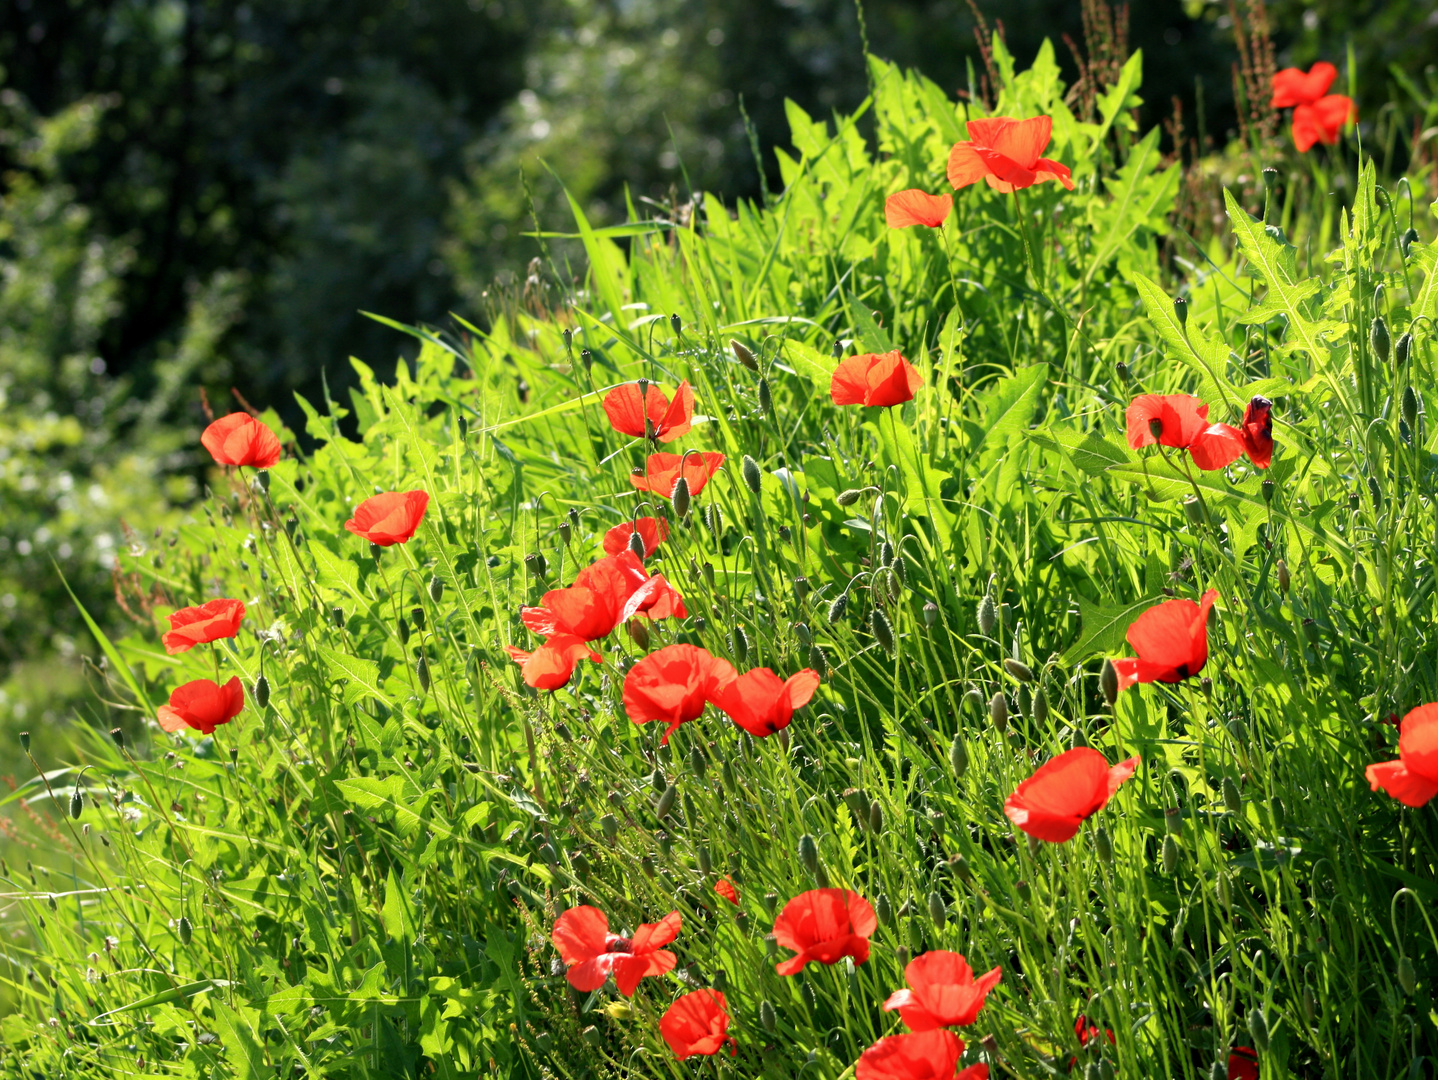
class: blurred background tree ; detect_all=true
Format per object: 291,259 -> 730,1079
1,0 -> 1435,750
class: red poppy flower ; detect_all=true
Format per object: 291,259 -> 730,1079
714,877 -> 739,905
603,517 -> 670,558
344,490 -> 430,546
1074,1014 -> 1115,1047
1004,747 -> 1140,843
1125,394 -> 1212,451
659,989 -> 737,1059
602,380 -> 695,443
883,951 -> 1003,1030
1237,397 -> 1274,468
1228,1047 -> 1260,1080
201,413 -> 282,469
623,644 -> 727,743
1271,62 -> 1338,107
630,452 -> 726,498
1291,94 -> 1354,152
886,190 -> 954,229
506,634 -> 600,690
1191,396 -> 1275,471
773,888 -> 877,976
162,598 -> 246,655
709,667 -> 821,737
1110,589 -> 1218,691
830,351 -> 922,408
157,676 -> 245,735
1366,703 -> 1438,807
620,572 -> 688,623
521,551 -> 650,641
856,1030 -> 986,1080
947,115 -> 1074,194
551,905 -> 680,997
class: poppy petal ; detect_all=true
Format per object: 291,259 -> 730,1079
946,141 -> 990,190
1189,424 -> 1247,471
552,905 -> 610,965
1366,759 -> 1438,807
831,355 -> 876,405
1032,157 -> 1076,190
986,114 -> 1053,169
885,189 -> 953,228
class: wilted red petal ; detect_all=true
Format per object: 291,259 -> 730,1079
660,989 -> 736,1060
162,598 -> 246,655
201,413 -> 282,468
344,490 -> 429,546
1240,396 -> 1274,468
1004,747 -> 1139,842
885,189 -> 953,229
714,877 -> 739,905
855,1029 -> 965,1080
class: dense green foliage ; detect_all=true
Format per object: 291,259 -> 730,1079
5,28 -> 1438,1079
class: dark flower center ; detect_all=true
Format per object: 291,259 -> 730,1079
606,937 -> 633,954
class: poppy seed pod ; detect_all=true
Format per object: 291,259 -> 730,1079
110,727 -> 125,750
1396,331 -> 1414,366
671,476 -> 691,518
741,455 -> 763,494
1262,478 -> 1275,504
836,488 -> 862,507
1115,359 -> 1129,386
808,644 -> 828,679
872,608 -> 895,654
1403,385 -> 1420,433
763,891 -> 779,917
868,799 -> 884,834
989,692 -> 1009,733
730,339 -> 758,371
656,784 -> 678,819
1004,658 -> 1034,683
923,601 -> 938,627
795,622 -> 812,646
333,606 -> 346,629
1397,954 -> 1417,995
253,674 -> 271,709
178,915 -> 192,945
525,552 -> 547,578
428,576 -> 444,603
797,834 -> 819,875
670,313 -> 682,336
1174,296 -> 1189,327
601,814 -> 619,840
370,542 -> 384,562
1183,497 -> 1205,528
1371,315 -> 1391,365
794,577 -> 811,603
760,999 -> 778,1034
949,734 -> 968,778
827,593 -> 848,624
1247,1008 -> 1270,1053
758,378 -> 773,416
69,791 -> 83,820
977,594 -> 997,636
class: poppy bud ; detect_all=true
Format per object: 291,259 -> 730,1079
1300,617 -> 1319,646
671,476 -> 691,518
879,540 -> 894,568
1403,385 -> 1420,434
19,731 -> 29,754
1115,360 -> 1129,386
836,488 -> 862,506
1368,476 -> 1382,511
1163,807 -> 1183,838
949,734 -> 968,778
1301,988 -> 1316,1025
70,791 -> 83,820
178,915 -> 192,945
330,606 -> 344,630
696,844 -> 712,874
927,891 -> 947,930
1222,775 -> 1242,815
760,999 -> 778,1034
827,593 -> 848,624
843,787 -> 869,819
110,727 -> 125,750
688,746 -> 707,782
1371,316 -> 1391,365
415,655 -> 431,692
1277,558 -> 1290,593
1183,497 -> 1204,529
871,608 -> 895,654
525,552 -> 547,579
1033,688 -> 1050,723
808,644 -> 828,679
977,594 -> 997,636
1095,826 -> 1114,865
670,312 -> 682,336
868,799 -> 884,834
963,687 -> 983,712
906,918 -> 925,953
989,692 -> 1008,733
730,339 -> 759,372
640,854 -> 656,877
794,621 -> 812,646
1215,872 -> 1231,907
758,377 -> 773,416
1174,296 -> 1189,328
1397,954 -> 1417,996
601,813 -> 618,840
722,758 -> 738,792
1003,658 -> 1034,683
949,853 -> 974,883
1086,1063 -> 1104,1080
253,674 -> 270,709
798,833 -> 819,875
1247,1008 -> 1269,1053
428,576 -> 445,604
922,601 -> 938,627
1353,559 -> 1367,593
741,455 -> 763,495
1396,331 -> 1414,366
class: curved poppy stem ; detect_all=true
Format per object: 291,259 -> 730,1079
1009,190 -> 1044,291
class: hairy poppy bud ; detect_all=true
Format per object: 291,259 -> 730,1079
906,918 -> 925,954
1004,658 -> 1034,683
1216,872 -> 1231,907
879,540 -> 894,568
253,674 -> 271,709
808,644 -> 828,679
414,654 -> 431,692
601,813 -> 618,840
927,891 -> 947,930
670,313 -> 682,336
671,476 -> 691,518
428,576 -> 444,603
697,845 -> 712,874
1164,807 -> 1183,837
1222,776 -> 1242,814
1368,476 -> 1382,511
868,799 -> 884,835
1397,954 -> 1417,995
963,686 -> 983,712
977,594 -> 997,636
1174,296 -> 1189,328
827,592 -> 848,624
1353,559 -> 1367,593
871,608 -> 895,654
1277,558 -> 1290,593
730,339 -> 758,371
110,727 -> 125,750
689,746 -> 707,781
989,692 -> 1008,733
70,790 -> 83,820
742,455 -> 763,494
949,734 -> 968,778
922,601 -> 938,627
876,892 -> 893,927
650,766 -> 667,793
1033,688 -> 1050,723
178,915 -> 192,945
656,784 -> 678,819
795,621 -> 812,646
1095,826 -> 1114,865
760,999 -> 778,1034
798,833 -> 819,875
1396,331 -> 1414,366
732,625 -> 749,664
836,488 -> 862,507
627,529 -> 647,560
1371,315 -> 1391,365
1403,385 -> 1420,433
758,377 -> 773,416
949,853 -> 974,883
1247,1008 -> 1269,1053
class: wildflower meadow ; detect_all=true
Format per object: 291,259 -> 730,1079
6,24 -> 1438,1080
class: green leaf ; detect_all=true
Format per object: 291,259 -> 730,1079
382,867 -> 417,943
317,646 -> 391,707
1061,594 -> 1159,665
